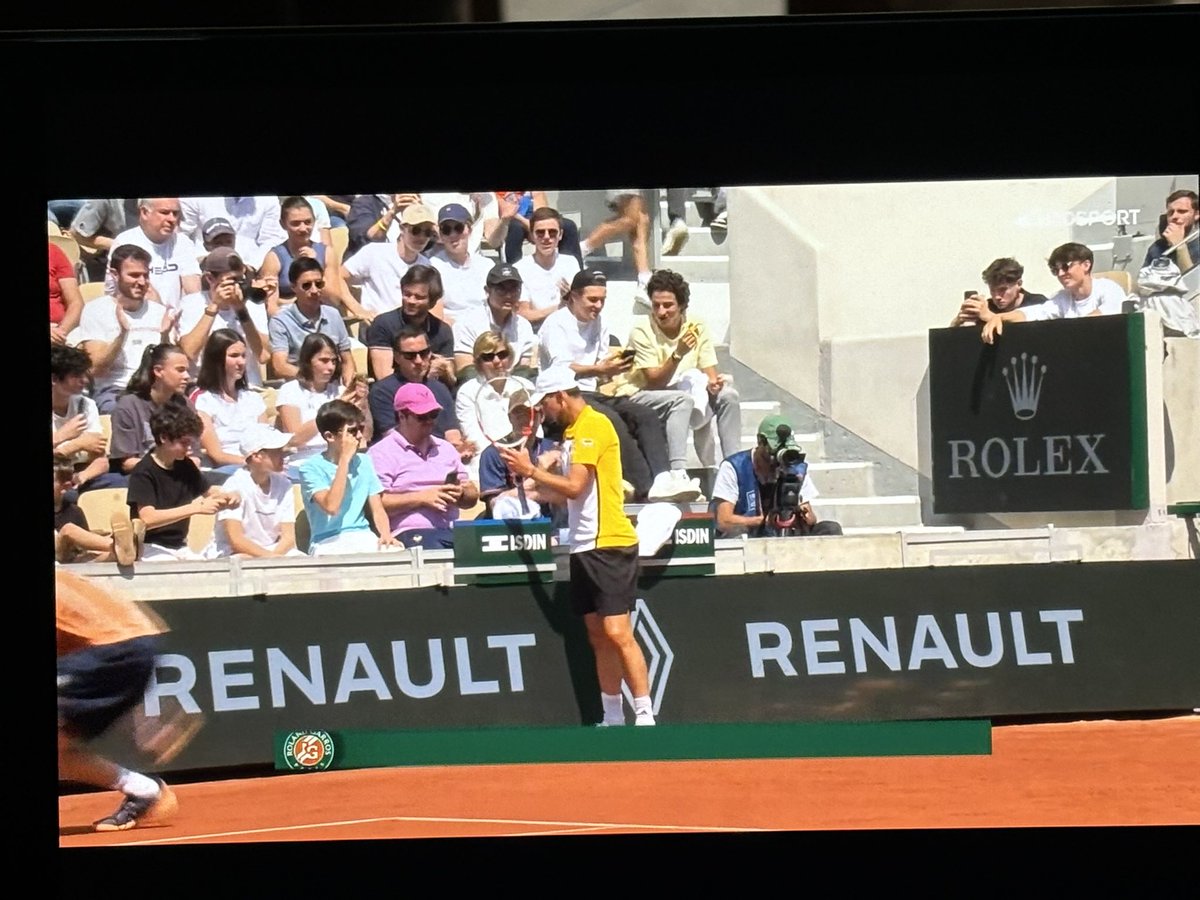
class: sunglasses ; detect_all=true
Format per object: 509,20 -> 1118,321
533,228 -> 560,238
407,226 -> 435,239
478,349 -> 511,362
1049,261 -> 1081,275
439,222 -> 466,236
399,348 -> 433,360
298,279 -> 325,290
405,411 -> 439,423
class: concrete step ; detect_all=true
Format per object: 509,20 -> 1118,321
810,495 -> 924,529
658,199 -> 714,228
605,280 -> 731,347
805,461 -> 877,497
656,255 -> 728,284
661,226 -> 729,258
842,525 -> 966,536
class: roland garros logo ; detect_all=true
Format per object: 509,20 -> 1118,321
283,730 -> 336,771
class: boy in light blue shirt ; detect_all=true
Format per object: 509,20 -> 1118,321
297,400 -> 398,556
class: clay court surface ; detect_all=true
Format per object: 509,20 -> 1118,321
58,716 -> 1198,846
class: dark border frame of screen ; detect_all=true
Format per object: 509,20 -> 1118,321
21,5 -> 1197,891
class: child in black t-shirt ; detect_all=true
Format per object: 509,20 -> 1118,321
126,398 -> 240,561
53,456 -> 138,565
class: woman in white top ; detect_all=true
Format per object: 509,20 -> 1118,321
455,331 -> 530,482
276,332 -> 371,482
191,328 -> 269,476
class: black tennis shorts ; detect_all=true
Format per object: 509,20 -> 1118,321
569,544 -> 639,617
58,635 -> 161,741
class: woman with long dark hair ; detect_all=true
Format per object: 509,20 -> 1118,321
108,343 -> 192,475
190,328 -> 270,475
276,333 -> 370,481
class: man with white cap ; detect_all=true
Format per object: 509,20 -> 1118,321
207,424 -> 303,558
368,382 -> 479,549
339,202 -> 436,326
500,366 -> 657,726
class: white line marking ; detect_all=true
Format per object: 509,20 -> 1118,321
115,815 -> 765,845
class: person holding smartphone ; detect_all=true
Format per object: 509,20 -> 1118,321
366,383 -> 479,549
1143,190 -> 1198,272
951,257 -> 1049,327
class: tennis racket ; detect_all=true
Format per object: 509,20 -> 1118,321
473,375 -> 537,515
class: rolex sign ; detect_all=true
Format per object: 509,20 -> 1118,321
929,315 -> 1150,513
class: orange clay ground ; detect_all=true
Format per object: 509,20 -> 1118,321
59,715 -> 1198,846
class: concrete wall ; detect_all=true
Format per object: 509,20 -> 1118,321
1164,336 -> 1200,504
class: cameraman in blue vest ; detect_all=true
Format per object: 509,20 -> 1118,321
710,414 -> 842,538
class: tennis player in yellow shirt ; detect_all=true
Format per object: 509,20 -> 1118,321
500,365 -> 655,726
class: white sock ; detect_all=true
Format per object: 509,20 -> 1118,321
633,695 -> 653,716
579,240 -> 593,257
115,769 -> 160,799
601,692 -> 625,725
637,271 -> 651,288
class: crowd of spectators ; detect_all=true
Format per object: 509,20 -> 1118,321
49,192 -> 741,562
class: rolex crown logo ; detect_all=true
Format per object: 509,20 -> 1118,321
1001,352 -> 1047,420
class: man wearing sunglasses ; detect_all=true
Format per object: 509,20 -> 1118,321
515,207 -> 581,332
269,257 -> 358,384
451,262 -> 537,383
367,382 -> 479,550
339,203 -> 436,329
367,327 -> 463,453
981,242 -> 1126,345
430,203 -> 493,323
364,264 -> 456,384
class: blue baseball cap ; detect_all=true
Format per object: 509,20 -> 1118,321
437,203 -> 472,225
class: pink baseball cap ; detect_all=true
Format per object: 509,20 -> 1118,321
393,381 -> 442,415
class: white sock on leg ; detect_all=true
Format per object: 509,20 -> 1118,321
115,770 -> 160,799
633,695 -> 655,725
601,692 -> 625,725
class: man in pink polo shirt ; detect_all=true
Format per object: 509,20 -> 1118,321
367,382 -> 479,549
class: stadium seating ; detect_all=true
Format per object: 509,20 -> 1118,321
76,487 -> 127,537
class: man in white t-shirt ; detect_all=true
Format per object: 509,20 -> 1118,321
179,196 -> 287,270
75,244 -> 174,413
177,248 -> 271,388
982,242 -> 1127,344
452,263 -> 537,380
339,203 -> 435,325
107,198 -> 202,314
429,203 -> 493,323
516,207 -> 581,332
422,191 -> 517,257
208,424 -> 303,558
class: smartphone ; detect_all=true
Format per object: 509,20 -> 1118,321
963,290 -> 976,300
620,348 -> 637,360
444,472 -> 459,485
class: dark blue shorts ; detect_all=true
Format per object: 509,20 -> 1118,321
58,635 -> 160,741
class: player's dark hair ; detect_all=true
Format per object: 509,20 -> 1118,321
51,343 -> 92,381
196,328 -> 249,395
297,333 -> 342,385
645,269 -> 690,309
149,395 -> 203,443
315,399 -> 363,436
529,207 -> 563,230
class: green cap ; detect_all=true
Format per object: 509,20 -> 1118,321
757,414 -> 799,452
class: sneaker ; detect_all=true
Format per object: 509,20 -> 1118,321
93,778 -> 178,832
709,211 -> 728,233
647,470 -> 701,503
662,218 -> 689,256
635,712 -> 656,726
110,511 -> 138,566
596,720 -> 625,727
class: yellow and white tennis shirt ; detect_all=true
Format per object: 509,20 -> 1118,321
561,405 -> 638,553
